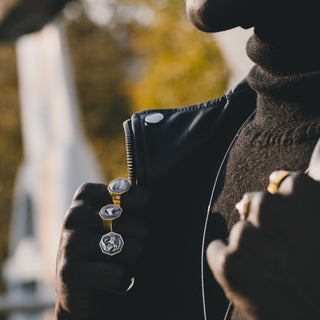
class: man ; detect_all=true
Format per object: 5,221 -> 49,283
55,0 -> 320,319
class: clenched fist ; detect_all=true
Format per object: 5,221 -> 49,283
55,183 -> 150,320
206,171 -> 320,319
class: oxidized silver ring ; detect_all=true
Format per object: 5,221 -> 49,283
99,204 -> 122,232
99,232 -> 124,256
107,178 -> 131,207
98,178 -> 130,256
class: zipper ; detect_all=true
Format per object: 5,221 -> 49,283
124,120 -> 136,185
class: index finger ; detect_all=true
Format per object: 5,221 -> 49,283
72,183 -> 111,209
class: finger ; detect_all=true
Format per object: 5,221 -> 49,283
71,262 -> 132,293
276,171 -> 304,196
72,183 -> 111,209
277,172 -> 320,239
64,205 -> 103,232
228,221 -> 254,250
228,221 -> 268,251
246,191 -> 290,233
207,233 -> 280,308
206,239 -> 229,286
248,173 -> 320,234
207,221 -> 277,281
227,221 -> 278,272
62,231 -> 144,265
57,263 -> 134,319
279,171 -> 320,198
64,203 -> 150,238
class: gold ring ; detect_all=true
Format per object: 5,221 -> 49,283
267,170 -> 293,194
107,178 -> 131,207
99,204 -> 122,232
98,178 -> 131,256
235,192 -> 257,220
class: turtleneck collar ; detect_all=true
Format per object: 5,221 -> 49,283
246,32 -> 320,127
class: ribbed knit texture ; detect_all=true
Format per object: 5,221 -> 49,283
213,32 -> 320,231
205,31 -> 320,320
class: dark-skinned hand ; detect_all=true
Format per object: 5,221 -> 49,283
55,182 -> 150,320
207,150 -> 320,320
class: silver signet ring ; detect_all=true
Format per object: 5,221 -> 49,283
99,232 -> 124,256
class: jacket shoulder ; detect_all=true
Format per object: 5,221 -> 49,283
124,78 -> 256,186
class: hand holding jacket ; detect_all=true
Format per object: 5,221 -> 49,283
206,146 -> 320,319
55,182 -> 150,319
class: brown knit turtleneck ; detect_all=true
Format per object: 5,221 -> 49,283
204,31 -> 320,320
212,32 -> 320,232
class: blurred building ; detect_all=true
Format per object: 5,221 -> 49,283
214,27 -> 254,89
0,18 -> 103,320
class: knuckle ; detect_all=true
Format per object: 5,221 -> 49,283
72,182 -> 109,205
278,172 -> 305,195
57,232 -> 91,275
73,183 -> 96,200
64,206 -> 79,224
58,231 -> 75,257
63,235 -> 78,258
283,174 -> 320,218
250,191 -> 266,212
228,221 -> 255,250
63,206 -> 89,230
57,255 -> 73,285
249,192 -> 280,226
59,265 -> 71,285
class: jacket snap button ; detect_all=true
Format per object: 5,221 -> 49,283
145,112 -> 164,125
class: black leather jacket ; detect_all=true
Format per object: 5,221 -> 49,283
121,79 -> 256,319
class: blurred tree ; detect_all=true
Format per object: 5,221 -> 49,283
0,43 -> 22,292
0,0 -> 19,19
0,0 -> 228,293
124,0 -> 228,111
64,0 -> 228,177
65,10 -> 133,179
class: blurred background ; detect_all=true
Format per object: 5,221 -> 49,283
0,0 -> 252,319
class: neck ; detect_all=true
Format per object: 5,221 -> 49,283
246,32 -> 320,127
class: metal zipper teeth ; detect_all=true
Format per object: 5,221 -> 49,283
124,121 -> 136,185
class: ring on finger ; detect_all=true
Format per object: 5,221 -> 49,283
235,192 -> 258,220
99,204 -> 122,232
267,170 -> 294,194
107,178 -> 131,207
99,232 -> 124,256
98,178 -> 131,256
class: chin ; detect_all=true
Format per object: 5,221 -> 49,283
185,0 -> 252,33
185,0 -> 217,32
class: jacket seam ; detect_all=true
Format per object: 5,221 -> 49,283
135,96 -> 227,116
